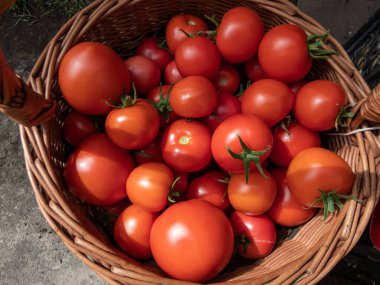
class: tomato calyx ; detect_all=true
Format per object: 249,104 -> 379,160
150,84 -> 174,123
235,80 -> 252,97
279,115 -> 292,135
306,189 -> 362,220
107,83 -> 137,108
227,134 -> 270,183
179,28 -> 217,40
204,15 -> 219,28
168,176 -> 182,203
335,105 -> 355,129
307,33 -> 339,59
235,234 -> 251,254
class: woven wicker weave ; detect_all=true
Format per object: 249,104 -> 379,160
1,0 -> 380,284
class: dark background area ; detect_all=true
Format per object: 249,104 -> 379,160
0,0 -> 379,284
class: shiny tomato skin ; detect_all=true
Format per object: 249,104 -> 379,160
258,24 -> 312,83
242,79 -> 295,127
175,36 -> 221,79
214,63 -> 240,93
63,111 -> 97,147
126,162 -> 174,212
164,60 -> 184,85
161,119 -> 212,172
270,122 -> 321,167
230,212 -> 276,259
166,14 -> 208,52
133,136 -> 164,165
114,204 -> 158,259
124,56 -> 161,95
228,169 -> 276,215
150,199 -> 234,282
58,42 -> 130,115
216,7 -> 264,63
186,171 -> 230,211
211,114 -> 273,174
287,147 -> 355,207
267,169 -> 316,226
64,134 -> 135,206
147,85 -> 179,129
202,92 -> 242,132
294,80 -> 347,131
136,37 -> 173,70
105,99 -> 160,150
244,56 -> 267,82
170,76 -> 218,118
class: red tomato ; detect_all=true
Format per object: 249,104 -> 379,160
126,162 -> 174,212
58,42 -> 130,115
150,199 -> 234,282
175,36 -> 221,79
170,76 -> 217,118
211,114 -> 273,175
105,99 -> 160,150
164,60 -> 184,85
214,63 -> 240,93
124,56 -> 161,95
114,205 -> 158,259
288,79 -> 306,95
202,92 -> 242,132
230,212 -> 276,259
136,37 -> 172,70
147,85 -> 179,129
216,7 -> 264,63
165,14 -> 208,52
186,171 -> 229,211
267,169 -> 316,226
270,122 -> 321,167
172,172 -> 189,195
228,169 -> 276,215
64,134 -> 135,205
133,136 -> 164,165
241,79 -> 295,127
287,148 -> 355,209
258,24 -> 312,83
244,56 -> 267,82
63,111 -> 97,147
294,80 -> 347,131
161,119 -> 212,172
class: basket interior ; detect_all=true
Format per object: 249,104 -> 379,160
26,0 -> 376,284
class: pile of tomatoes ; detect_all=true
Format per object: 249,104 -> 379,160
58,6 -> 356,283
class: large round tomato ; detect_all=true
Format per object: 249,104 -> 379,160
241,79 -> 295,127
216,7 -> 264,63
166,14 -> 208,52
64,134 -> 135,205
63,111 -> 97,147
258,24 -> 311,82
114,205 -> 158,259
230,212 -> 276,259
105,99 -> 160,149
267,168 -> 316,226
124,56 -> 161,95
58,42 -> 130,115
150,199 -> 234,282
294,80 -> 347,131
211,114 -> 273,175
164,60 -> 184,85
136,37 -> 172,70
214,63 -> 240,93
170,76 -> 217,118
228,169 -> 276,215
202,92 -> 242,132
175,36 -> 221,79
186,171 -> 230,211
270,122 -> 321,167
126,162 -> 174,212
161,119 -> 212,172
287,147 -> 355,208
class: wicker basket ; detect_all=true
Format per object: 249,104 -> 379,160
1,0 -> 380,284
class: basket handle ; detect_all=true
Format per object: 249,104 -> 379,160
350,84 -> 380,130
0,48 -> 56,127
